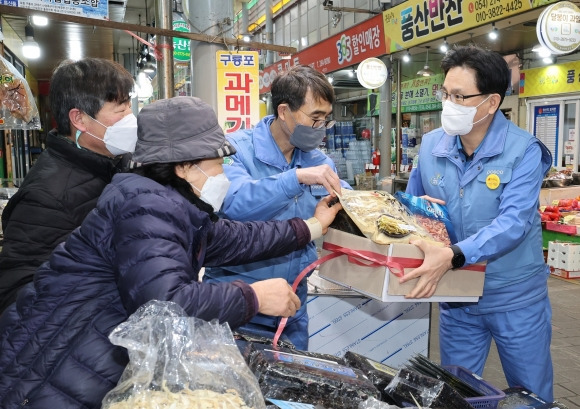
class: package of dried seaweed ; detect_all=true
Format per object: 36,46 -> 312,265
247,348 -> 380,408
384,368 -> 475,409
343,351 -> 398,404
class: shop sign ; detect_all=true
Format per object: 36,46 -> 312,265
216,51 -> 259,134
533,104 -> 559,167
0,0 -> 108,19
382,0 -> 559,53
172,20 -> 191,62
519,61 -> 580,98
391,73 -> 444,113
259,14 -> 386,94
536,1 -> 580,55
357,58 -> 388,89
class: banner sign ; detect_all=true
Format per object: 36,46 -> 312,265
217,51 -> 260,134
259,14 -> 386,94
0,0 -> 108,19
392,73 -> 444,113
533,104 -> 559,167
382,0 -> 558,53
519,61 -> 580,98
173,19 -> 191,62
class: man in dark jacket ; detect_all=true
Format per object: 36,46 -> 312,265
0,58 -> 136,313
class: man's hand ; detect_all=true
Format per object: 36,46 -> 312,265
251,278 -> 301,317
313,196 -> 343,234
296,165 -> 342,196
400,239 -> 453,298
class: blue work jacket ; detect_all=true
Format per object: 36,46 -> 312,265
205,115 -> 350,329
407,112 -> 552,313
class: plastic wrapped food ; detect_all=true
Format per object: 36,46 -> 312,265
0,55 -> 41,129
384,368 -> 475,409
247,348 -> 380,408
337,190 -> 436,245
394,192 -> 457,245
239,340 -> 347,366
343,351 -> 398,404
102,300 -> 266,409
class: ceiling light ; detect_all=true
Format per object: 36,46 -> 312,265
533,45 -> 552,58
440,38 -> 449,53
417,46 -> 434,77
543,56 -> 554,64
32,15 -> 48,26
348,69 -> 355,77
402,50 -> 411,63
327,75 -> 334,84
243,34 -> 251,42
488,23 -> 498,40
22,20 -> 40,59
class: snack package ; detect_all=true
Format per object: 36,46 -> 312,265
246,347 -> 380,408
336,189 -> 437,245
102,300 -> 266,409
0,55 -> 41,130
394,192 -> 457,245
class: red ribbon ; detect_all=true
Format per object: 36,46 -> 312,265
273,241 -> 423,347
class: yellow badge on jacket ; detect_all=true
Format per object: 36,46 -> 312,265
486,173 -> 500,190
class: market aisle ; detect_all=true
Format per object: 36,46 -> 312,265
429,276 -> 580,408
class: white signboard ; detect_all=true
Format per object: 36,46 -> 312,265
0,0 -> 108,20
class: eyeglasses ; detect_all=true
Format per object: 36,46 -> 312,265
435,89 -> 486,104
297,108 -> 336,129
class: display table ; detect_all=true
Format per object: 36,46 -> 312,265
542,221 -> 580,249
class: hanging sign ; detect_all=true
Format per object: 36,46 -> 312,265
357,58 -> 388,89
519,61 -> 580,98
381,0 -> 559,53
536,1 -> 580,55
216,51 -> 260,134
259,14 -> 386,93
0,0 -> 108,19
173,19 -> 191,62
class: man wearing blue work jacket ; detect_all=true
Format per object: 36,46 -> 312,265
404,45 -> 553,401
204,66 -> 351,350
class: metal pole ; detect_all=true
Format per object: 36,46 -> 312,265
265,0 -> 274,66
156,0 -> 174,99
379,55 -> 392,178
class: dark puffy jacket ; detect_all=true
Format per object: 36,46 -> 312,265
0,173 -> 310,409
0,130 -> 126,312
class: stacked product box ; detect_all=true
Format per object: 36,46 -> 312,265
547,241 -> 580,279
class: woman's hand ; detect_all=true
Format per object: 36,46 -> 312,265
251,278 -> 301,317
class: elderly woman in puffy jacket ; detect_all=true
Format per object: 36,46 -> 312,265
0,96 -> 342,409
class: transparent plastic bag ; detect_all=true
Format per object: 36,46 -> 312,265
101,300 -> 266,409
0,55 -> 41,130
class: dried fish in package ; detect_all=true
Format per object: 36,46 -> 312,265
336,190 -> 439,245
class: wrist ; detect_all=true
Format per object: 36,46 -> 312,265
448,244 -> 466,269
304,217 -> 323,240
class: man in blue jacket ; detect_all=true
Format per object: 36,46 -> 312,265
403,45 -> 553,400
204,66 -> 350,350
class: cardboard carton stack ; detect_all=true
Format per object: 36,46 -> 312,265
547,241 -> 580,279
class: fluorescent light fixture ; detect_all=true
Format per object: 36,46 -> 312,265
32,15 -> 48,26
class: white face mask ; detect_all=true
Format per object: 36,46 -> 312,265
78,113 -> 138,156
440,95 -> 491,136
190,165 -> 231,212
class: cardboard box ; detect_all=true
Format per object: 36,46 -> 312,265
319,228 -> 485,303
550,267 -> 580,279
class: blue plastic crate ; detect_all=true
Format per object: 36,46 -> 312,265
444,365 -> 506,409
